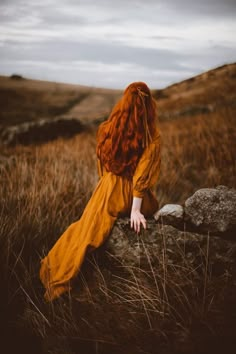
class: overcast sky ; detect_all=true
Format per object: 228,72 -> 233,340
0,0 -> 236,89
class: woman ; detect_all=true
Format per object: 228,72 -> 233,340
39,81 -> 161,302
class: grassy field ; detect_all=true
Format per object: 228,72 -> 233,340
1,63 -> 235,131
0,75 -> 121,128
153,62 -> 236,117
1,98 -> 236,353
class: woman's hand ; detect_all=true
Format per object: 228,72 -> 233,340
130,196 -> 146,233
130,209 -> 146,233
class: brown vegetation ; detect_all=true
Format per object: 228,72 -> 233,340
0,75 -> 121,127
1,64 -> 236,353
1,104 -> 236,353
1,63 -> 235,130
153,62 -> 236,118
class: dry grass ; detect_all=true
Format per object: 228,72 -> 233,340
158,107 -> 236,204
0,75 -> 122,127
0,82 -> 89,127
1,107 -> 236,354
154,62 -> 236,114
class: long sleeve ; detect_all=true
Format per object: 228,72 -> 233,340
133,130 -> 161,198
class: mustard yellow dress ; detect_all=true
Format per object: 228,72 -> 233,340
39,129 -> 161,301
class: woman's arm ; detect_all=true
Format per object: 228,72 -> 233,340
130,130 -> 161,233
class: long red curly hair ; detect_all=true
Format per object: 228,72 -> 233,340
96,81 -> 159,179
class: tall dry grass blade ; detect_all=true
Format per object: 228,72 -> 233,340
19,285 -> 51,328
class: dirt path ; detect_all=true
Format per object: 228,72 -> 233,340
63,90 -> 122,124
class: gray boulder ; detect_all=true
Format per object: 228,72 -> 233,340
154,204 -> 184,228
184,185 -> 236,235
105,218 -> 236,269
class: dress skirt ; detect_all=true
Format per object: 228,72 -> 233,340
39,170 -> 159,302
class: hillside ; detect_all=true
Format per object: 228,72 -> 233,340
153,62 -> 236,120
1,62 -> 235,127
0,75 -> 122,127
0,62 -> 235,145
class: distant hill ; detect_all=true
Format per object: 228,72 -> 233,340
0,62 -> 235,145
153,62 -> 236,121
0,76 -> 122,128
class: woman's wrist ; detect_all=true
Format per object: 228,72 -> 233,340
131,196 -> 142,212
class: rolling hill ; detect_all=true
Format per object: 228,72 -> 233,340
0,62 -> 235,145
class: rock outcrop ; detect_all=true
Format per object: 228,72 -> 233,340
0,117 -> 86,146
154,185 -> 236,238
105,219 -> 236,270
154,204 -> 184,229
184,185 -> 236,234
105,185 -> 236,268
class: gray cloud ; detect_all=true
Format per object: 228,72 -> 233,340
0,39 -> 189,70
0,0 -> 235,88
